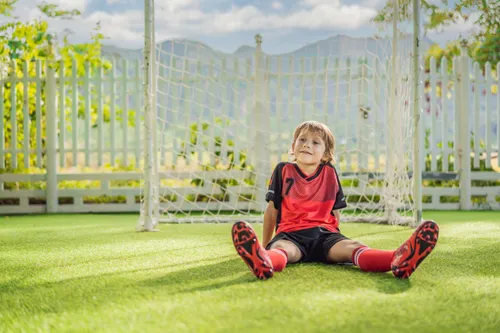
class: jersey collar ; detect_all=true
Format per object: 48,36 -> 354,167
293,163 -> 324,182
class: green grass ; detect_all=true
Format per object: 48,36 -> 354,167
0,212 -> 499,333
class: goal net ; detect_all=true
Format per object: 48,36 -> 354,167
138,0 -> 422,230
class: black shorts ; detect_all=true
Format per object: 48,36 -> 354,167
265,227 -> 350,263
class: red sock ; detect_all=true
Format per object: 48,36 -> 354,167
267,248 -> 288,272
352,246 -> 394,272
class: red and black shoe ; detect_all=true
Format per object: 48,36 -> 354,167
391,220 -> 439,279
232,221 -> 274,280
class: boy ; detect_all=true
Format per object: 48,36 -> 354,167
231,120 -> 439,280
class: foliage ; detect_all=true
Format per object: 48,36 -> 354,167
423,41 -> 461,73
421,128 -> 499,206
374,0 -> 500,41
424,33 -> 499,73
0,163 -> 141,204
179,118 -> 254,203
1,2 -> 134,171
0,0 -> 17,17
474,28 -> 500,69
181,117 -> 248,169
36,1 -> 81,19
376,1 -> 500,72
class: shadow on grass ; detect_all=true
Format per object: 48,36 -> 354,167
45,241 -> 231,269
0,254 -> 237,294
144,258 -> 260,294
339,266 -> 412,294
291,262 -> 412,295
144,256 -> 412,297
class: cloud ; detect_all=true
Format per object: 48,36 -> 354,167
426,12 -> 481,45
155,0 -> 198,12
360,0 -> 387,9
301,0 -> 340,6
277,4 -> 376,30
2,0 -> 379,48
92,0 -> 377,47
271,1 -> 283,10
153,0 -> 377,35
0,0 -> 139,46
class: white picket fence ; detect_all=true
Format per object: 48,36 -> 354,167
0,45 -> 499,215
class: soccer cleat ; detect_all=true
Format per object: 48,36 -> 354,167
391,220 -> 439,279
232,221 -> 274,280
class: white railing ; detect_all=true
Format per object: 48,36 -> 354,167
0,45 -> 499,214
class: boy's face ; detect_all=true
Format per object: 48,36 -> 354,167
292,130 -> 326,167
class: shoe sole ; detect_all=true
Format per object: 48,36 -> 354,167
232,221 -> 274,280
392,220 -> 439,279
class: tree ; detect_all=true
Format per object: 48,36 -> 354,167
423,40 -> 469,73
0,0 -> 17,17
376,0 -> 500,72
0,2 -> 128,171
474,28 -> 500,68
374,0 -> 500,41
422,31 -> 499,74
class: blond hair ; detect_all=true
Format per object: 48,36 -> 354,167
292,120 -> 336,164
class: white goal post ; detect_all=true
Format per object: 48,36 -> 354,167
137,0 -> 423,231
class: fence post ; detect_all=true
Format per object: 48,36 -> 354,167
46,38 -> 58,213
253,34 -> 269,212
457,40 -> 471,209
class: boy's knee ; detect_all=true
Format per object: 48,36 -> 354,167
270,240 -> 302,263
335,239 -> 366,251
349,240 -> 366,249
327,239 -> 366,263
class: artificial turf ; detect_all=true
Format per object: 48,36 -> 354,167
0,211 -> 499,333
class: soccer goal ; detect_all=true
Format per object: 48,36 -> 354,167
137,0 -> 423,231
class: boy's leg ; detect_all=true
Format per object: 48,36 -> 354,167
391,220 -> 439,279
327,239 -> 394,272
268,240 -> 302,271
232,221 -> 274,280
327,220 -> 439,278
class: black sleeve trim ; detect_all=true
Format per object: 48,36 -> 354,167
332,165 -> 348,210
265,162 -> 286,210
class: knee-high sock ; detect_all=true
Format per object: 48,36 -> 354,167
267,248 -> 288,272
352,246 -> 394,272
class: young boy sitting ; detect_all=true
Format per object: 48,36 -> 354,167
231,120 -> 439,280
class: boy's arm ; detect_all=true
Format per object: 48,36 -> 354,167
333,209 -> 341,223
331,166 -> 346,223
263,202 -> 278,248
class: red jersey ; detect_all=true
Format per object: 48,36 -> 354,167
265,162 -> 347,234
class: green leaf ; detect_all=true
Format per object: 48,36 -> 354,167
33,31 -> 45,44
37,1 -> 81,19
0,0 -> 19,17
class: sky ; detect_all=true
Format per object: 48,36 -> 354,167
1,0 -> 481,54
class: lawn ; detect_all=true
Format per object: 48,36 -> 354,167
0,211 -> 499,333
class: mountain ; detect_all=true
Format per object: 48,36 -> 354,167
102,34 -> 434,61
232,45 -> 256,58
101,44 -> 142,60
274,34 -> 434,58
